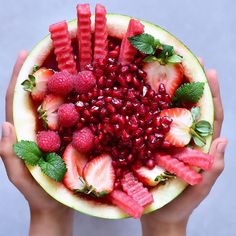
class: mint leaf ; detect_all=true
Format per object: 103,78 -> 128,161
39,153 -> 67,182
167,54 -> 183,64
32,65 -> 39,73
13,141 -> 42,165
191,107 -> 201,121
128,33 -> 156,55
195,120 -> 212,137
174,82 -> 205,103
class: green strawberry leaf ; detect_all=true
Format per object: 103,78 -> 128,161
166,54 -> 183,64
143,55 -> 159,62
195,120 -> 213,137
21,75 -> 36,92
32,64 -> 39,73
191,107 -> 201,122
192,135 -> 206,147
38,153 -> 67,182
13,141 -> 42,165
174,82 -> 205,103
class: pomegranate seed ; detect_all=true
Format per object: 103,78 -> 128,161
120,65 -> 129,74
158,83 -> 166,94
130,64 -> 138,72
146,159 -> 155,169
109,50 -> 119,58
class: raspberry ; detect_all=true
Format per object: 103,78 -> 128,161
74,71 -> 96,94
72,127 -> 95,153
48,71 -> 74,95
58,103 -> 79,127
37,131 -> 61,152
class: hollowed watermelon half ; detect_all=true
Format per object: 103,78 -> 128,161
13,14 -> 214,219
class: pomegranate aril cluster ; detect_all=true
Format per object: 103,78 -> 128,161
72,39 -> 172,175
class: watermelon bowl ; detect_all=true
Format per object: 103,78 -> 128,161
13,4 -> 214,219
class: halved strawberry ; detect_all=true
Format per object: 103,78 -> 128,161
160,108 -> 193,147
93,4 -> 108,62
133,165 -> 166,187
121,172 -> 153,207
170,147 -> 213,171
38,94 -> 64,130
143,62 -> 184,97
77,4 -> 92,70
62,144 -> 88,191
83,154 -> 115,196
118,19 -> 144,65
108,190 -> 144,219
21,68 -> 54,102
155,153 -> 202,185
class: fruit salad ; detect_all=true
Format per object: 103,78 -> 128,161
13,3 -> 214,219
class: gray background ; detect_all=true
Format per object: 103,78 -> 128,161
0,0 -> 235,235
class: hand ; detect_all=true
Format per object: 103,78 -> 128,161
0,52 -> 74,236
141,68 -> 227,236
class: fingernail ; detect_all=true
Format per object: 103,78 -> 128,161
217,141 -> 227,153
2,122 -> 11,138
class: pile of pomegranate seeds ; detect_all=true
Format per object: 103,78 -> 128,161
61,39 -> 173,180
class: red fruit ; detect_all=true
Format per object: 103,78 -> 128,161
63,144 -> 88,191
49,21 -> 77,74
58,103 -> 79,127
48,71 -> 74,96
108,190 -> 144,218
170,147 -> 213,171
143,62 -> 184,97
83,154 -> 115,196
118,19 -> 144,65
72,127 -> 95,153
74,70 -> 96,94
37,131 -> 61,152
38,94 -> 64,130
160,108 -> 193,147
22,68 -> 54,102
133,165 -> 166,187
121,172 -> 154,207
93,4 -> 108,62
155,153 -> 202,185
77,4 -> 92,70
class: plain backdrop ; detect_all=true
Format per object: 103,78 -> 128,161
0,0 -> 235,235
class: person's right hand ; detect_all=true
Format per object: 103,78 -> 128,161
0,51 -> 74,236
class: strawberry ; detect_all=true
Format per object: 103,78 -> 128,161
155,153 -> 202,185
62,144 -> 88,191
133,165 -> 166,187
93,4 -> 108,62
160,108 -> 193,147
72,127 -> 95,153
38,94 -> 64,130
77,4 -> 92,70
170,147 -> 213,171
36,131 -> 61,152
108,190 -> 144,219
121,172 -> 154,207
143,62 -> 184,97
83,154 -> 115,196
21,68 -> 54,102
118,19 -> 144,65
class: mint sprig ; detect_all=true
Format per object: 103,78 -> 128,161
174,82 -> 205,104
128,33 -> 182,65
13,141 -> 67,182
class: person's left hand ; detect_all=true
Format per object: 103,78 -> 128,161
0,51 -> 74,236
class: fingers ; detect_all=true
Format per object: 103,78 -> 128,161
0,122 -> 31,189
6,51 -> 28,123
206,70 -> 224,139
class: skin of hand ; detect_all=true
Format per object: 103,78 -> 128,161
141,66 -> 227,236
0,51 -> 74,236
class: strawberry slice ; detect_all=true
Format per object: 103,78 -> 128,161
49,21 -> 77,74
62,144 -> 88,191
133,165 -> 166,187
155,153 -> 202,185
170,147 -> 213,171
38,94 -> 64,130
83,154 -> 115,196
22,68 -> 54,102
143,62 -> 183,97
108,190 -> 144,219
118,19 -> 144,65
121,172 -> 153,207
160,108 -> 193,147
93,4 -> 108,62
77,4 -> 92,70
